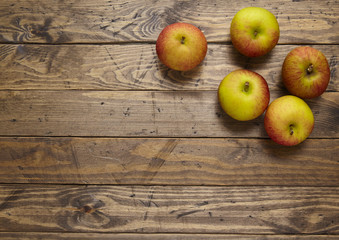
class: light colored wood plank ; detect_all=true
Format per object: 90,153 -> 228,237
0,185 -> 338,234
0,0 -> 338,44
0,137 -> 338,186
0,44 -> 337,91
0,232 -> 338,240
0,91 -> 337,138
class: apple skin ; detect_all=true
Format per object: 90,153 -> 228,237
156,23 -> 207,71
282,46 -> 330,99
230,7 -> 280,57
264,95 -> 314,146
218,69 -> 270,121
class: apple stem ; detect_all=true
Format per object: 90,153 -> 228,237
244,81 -> 250,92
181,36 -> 185,44
254,31 -> 258,37
289,124 -> 294,135
307,64 -> 313,74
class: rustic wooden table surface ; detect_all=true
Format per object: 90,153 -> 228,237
0,0 -> 338,239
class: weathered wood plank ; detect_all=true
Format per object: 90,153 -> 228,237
0,44 -> 337,91
0,137 -> 338,186
0,185 -> 338,234
0,0 -> 338,44
0,91 -> 337,138
0,233 -> 338,240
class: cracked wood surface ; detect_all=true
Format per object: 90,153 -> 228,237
0,185 -> 338,234
0,90 -> 338,137
0,137 -> 338,185
1,233 -> 339,239
0,44 -> 337,91
0,0 -> 338,238
0,0 -> 338,44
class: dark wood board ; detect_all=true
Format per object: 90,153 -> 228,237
0,0 -> 338,44
0,44 -> 337,91
0,90 -> 337,137
0,137 -> 338,185
0,185 -> 338,234
0,233 -> 338,240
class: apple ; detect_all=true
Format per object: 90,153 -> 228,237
218,69 -> 270,121
156,22 -> 207,71
230,7 -> 280,57
264,95 -> 314,146
282,46 -> 330,99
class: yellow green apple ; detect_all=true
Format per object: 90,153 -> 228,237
218,69 -> 270,121
156,22 -> 207,71
230,7 -> 280,57
282,46 -> 330,99
264,95 -> 314,146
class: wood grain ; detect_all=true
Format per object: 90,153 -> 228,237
0,0 -> 338,238
0,0 -> 338,44
0,137 -> 338,186
0,185 -> 338,234
0,233 -> 338,240
0,44 -> 337,91
0,91 -> 337,138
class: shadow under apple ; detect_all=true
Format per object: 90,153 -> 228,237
214,94 -> 266,138
157,58 -> 205,88
228,44 -> 277,71
228,45 -> 287,91
260,137 -> 313,161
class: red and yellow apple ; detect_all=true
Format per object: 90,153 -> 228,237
218,69 -> 270,121
264,95 -> 314,146
282,46 -> 330,99
230,7 -> 280,57
156,22 -> 207,71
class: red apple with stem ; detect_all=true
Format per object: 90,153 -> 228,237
156,23 -> 207,71
282,46 -> 330,99
218,69 -> 270,121
264,95 -> 314,146
230,7 -> 280,57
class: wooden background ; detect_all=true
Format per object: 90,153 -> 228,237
0,0 -> 338,239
